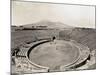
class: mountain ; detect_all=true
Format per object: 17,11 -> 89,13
22,20 -> 73,29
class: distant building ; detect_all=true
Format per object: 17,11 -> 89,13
36,26 -> 47,29
11,26 -> 24,31
32,26 -> 35,28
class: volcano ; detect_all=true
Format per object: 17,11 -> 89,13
22,20 -> 73,29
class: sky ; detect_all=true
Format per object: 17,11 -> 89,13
12,1 -> 95,28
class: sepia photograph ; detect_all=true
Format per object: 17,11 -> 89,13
11,0 -> 96,74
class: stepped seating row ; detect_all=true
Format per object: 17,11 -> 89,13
71,29 -> 96,50
17,48 -> 28,57
11,30 -> 59,49
12,28 -> 96,57
59,28 -> 96,50
63,40 -> 90,69
15,57 -> 49,73
16,40 -> 50,57
11,30 -> 38,49
15,40 -> 50,72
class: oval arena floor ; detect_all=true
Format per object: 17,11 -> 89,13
29,40 -> 80,70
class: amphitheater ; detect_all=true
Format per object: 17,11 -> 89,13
11,26 -> 96,73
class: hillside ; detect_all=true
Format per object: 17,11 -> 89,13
20,20 -> 72,29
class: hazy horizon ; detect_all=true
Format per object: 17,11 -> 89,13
12,1 -> 95,28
